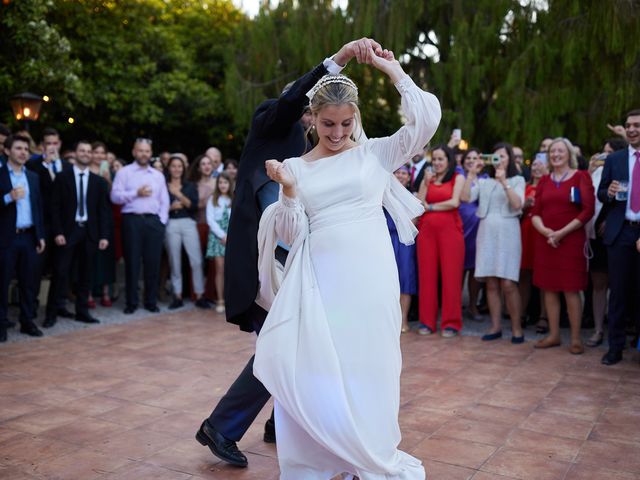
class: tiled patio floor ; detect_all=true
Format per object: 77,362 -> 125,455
1,310 -> 639,479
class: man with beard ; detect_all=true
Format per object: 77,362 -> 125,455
44,140 -> 110,327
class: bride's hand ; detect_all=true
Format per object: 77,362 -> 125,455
265,160 -> 295,188
368,48 -> 404,83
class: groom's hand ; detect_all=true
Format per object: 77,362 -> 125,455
333,38 -> 383,66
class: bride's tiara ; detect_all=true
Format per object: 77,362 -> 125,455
306,74 -> 358,102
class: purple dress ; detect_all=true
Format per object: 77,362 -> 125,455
459,170 -> 484,270
385,209 -> 417,294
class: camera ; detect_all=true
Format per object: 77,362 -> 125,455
480,153 -> 501,166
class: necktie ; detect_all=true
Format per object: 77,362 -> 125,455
47,163 -> 55,180
632,151 -> 640,213
79,173 -> 85,219
52,161 -> 58,174
410,166 -> 416,185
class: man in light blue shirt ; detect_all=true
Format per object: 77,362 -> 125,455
0,135 -> 46,342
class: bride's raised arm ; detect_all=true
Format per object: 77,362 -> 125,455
366,50 -> 441,172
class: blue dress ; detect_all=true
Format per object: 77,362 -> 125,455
385,209 -> 417,295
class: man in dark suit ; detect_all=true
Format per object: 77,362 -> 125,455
0,135 -> 46,342
195,38 -> 382,468
597,108 -> 640,365
27,127 -> 73,319
44,140 -> 111,328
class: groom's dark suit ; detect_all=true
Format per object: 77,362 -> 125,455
202,62 -> 329,449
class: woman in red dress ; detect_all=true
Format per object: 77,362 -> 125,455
531,138 -> 595,354
519,155 -> 548,332
416,145 -> 465,337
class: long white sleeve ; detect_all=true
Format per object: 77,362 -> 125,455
367,75 -> 441,173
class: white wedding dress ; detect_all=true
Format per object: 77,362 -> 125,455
254,76 -> 441,480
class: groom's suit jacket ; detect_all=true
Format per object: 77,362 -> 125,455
225,62 -> 329,333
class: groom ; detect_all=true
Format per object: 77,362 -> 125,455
196,38 -> 383,468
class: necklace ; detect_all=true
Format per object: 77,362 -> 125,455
551,169 -> 569,188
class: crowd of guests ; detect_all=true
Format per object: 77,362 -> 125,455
0,124 -> 238,343
1,111 -> 639,367
389,109 -> 640,365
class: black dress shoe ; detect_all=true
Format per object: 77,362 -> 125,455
195,420 -> 248,467
43,317 -> 57,328
75,315 -> 100,324
168,298 -> 184,310
20,323 -> 43,337
57,308 -> 75,319
145,305 -> 160,313
123,305 -> 137,314
195,298 -> 211,309
601,350 -> 623,366
263,418 -> 276,444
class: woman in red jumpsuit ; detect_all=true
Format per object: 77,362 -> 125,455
416,145 -> 465,337
531,138 -> 595,354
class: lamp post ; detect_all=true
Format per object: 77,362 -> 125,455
10,92 -> 43,132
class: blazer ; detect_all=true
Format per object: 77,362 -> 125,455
0,165 -> 45,248
26,158 -> 71,236
472,176 -> 525,219
597,148 -> 633,245
50,168 -> 111,244
225,62 -> 329,332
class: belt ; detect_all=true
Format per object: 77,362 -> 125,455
16,227 -> 33,234
124,213 -> 157,218
624,220 -> 640,226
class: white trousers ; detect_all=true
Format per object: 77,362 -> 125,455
165,217 -> 205,296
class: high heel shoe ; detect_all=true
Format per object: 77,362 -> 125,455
585,331 -> 603,347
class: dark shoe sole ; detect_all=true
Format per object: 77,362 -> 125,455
195,429 -> 248,468
263,432 -> 276,444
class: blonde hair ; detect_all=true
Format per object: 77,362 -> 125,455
548,137 -> 578,170
308,75 -> 367,143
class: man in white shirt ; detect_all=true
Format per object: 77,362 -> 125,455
597,109 -> 640,365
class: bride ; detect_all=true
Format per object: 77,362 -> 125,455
254,44 -> 441,480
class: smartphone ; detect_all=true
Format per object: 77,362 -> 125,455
535,152 -> 547,164
480,154 -> 500,166
452,128 -> 462,140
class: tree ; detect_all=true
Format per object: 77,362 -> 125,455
0,0 -> 82,128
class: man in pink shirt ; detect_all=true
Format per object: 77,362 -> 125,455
111,138 -> 169,314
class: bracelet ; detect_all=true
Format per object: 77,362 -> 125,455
503,184 -> 512,190
428,204 -> 434,212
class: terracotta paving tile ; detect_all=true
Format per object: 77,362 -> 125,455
518,410 -> 594,440
600,407 -> 640,428
456,404 -> 530,427
94,402 -> 171,428
576,439 -> 640,473
61,394 -> 129,417
101,379 -> 170,403
0,432 -> 79,466
411,435 -> 497,469
471,472 -> 519,480
139,411 -> 205,440
399,406 -> 455,435
480,447 -> 572,480
421,459 -> 476,479
504,428 -> 583,462
92,427 -> 180,460
103,460 -> 194,479
0,465 -> 42,479
398,428 -> 429,453
14,386 -> 91,408
0,426 -> 22,443
23,448 -> 136,479
564,463 -> 640,480
477,383 -> 554,411
39,418 -> 127,446
1,408 -> 80,434
590,421 -> 640,445
536,397 -> 604,422
435,417 -> 514,446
